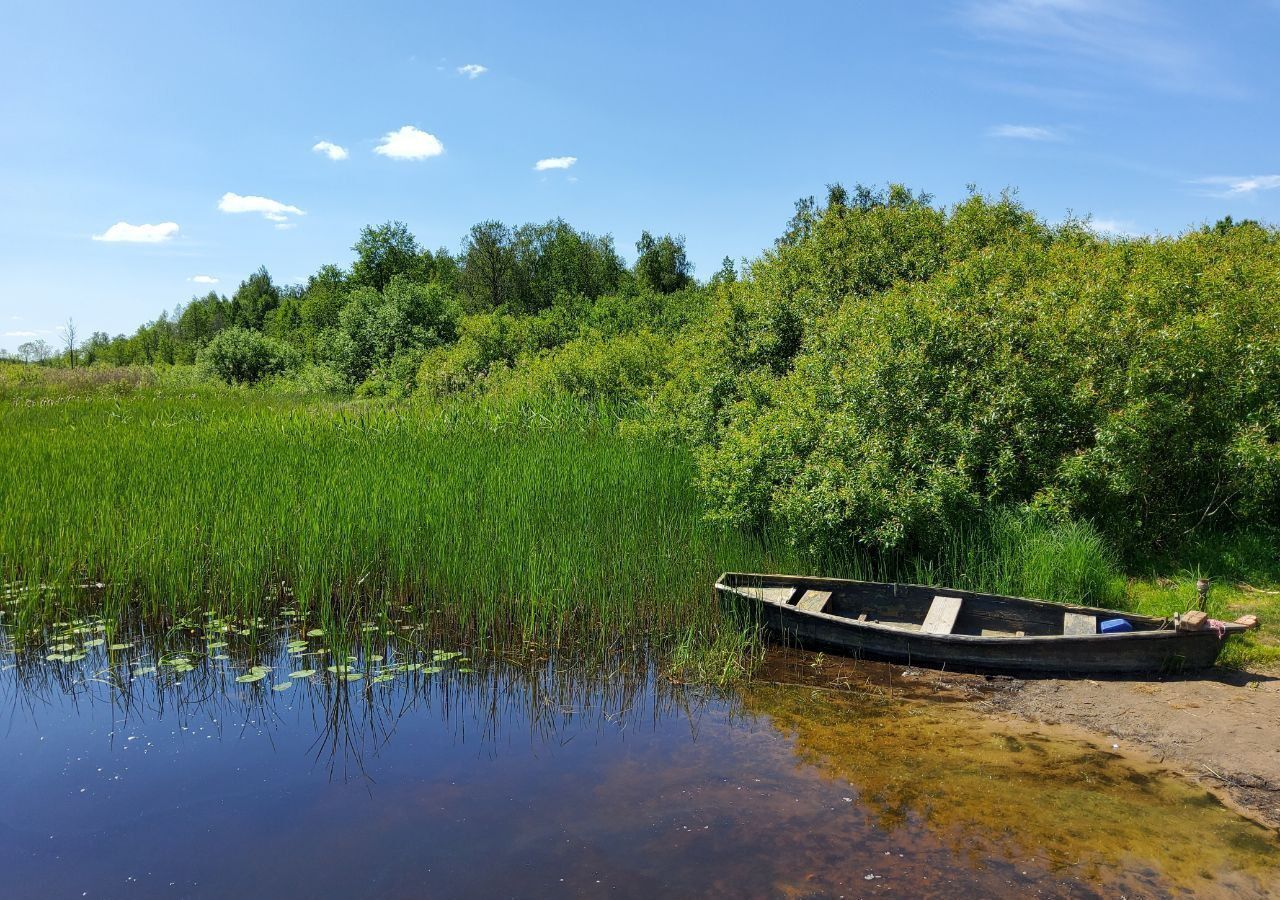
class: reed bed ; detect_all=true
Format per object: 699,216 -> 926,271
0,390 -> 1124,665
0,393 -> 802,655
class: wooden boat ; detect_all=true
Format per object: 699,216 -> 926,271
716,572 -> 1259,674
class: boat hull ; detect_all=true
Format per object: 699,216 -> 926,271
717,574 -> 1239,675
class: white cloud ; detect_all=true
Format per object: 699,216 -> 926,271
92,221 -> 180,243
1088,218 -> 1137,236
534,156 -> 577,171
374,125 -> 445,160
1195,175 -> 1280,196
312,140 -> 349,161
218,192 -> 305,224
5,330 -> 41,337
457,64 -> 488,79
987,124 -> 1061,141
190,275 -> 219,284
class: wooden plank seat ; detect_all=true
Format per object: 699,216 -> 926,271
740,585 -> 800,605
1063,612 -> 1097,636
921,595 -> 963,635
796,590 -> 832,613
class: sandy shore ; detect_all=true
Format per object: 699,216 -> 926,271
972,666 -> 1280,829
760,649 -> 1280,830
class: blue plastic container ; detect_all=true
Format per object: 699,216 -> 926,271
1099,618 -> 1133,634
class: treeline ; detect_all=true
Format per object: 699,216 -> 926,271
35,186 -> 1280,555
66,220 -> 697,393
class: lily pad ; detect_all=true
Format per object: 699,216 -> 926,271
271,682 -> 293,692
306,629 -> 325,637
289,669 -> 317,679
235,671 -> 267,683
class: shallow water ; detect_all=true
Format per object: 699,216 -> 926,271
1,613 -> 1278,898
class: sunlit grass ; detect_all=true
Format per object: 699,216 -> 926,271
0,392 -> 806,658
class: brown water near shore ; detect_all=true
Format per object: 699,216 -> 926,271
1,617 -> 1277,898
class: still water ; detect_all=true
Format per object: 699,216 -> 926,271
1,612 -> 1277,898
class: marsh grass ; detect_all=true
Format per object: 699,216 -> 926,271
0,393 -> 804,656
1,389 -> 1137,671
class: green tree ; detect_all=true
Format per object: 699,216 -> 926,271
460,221 -> 517,311
634,231 -> 693,294
350,221 -> 433,291
229,267 -> 281,330
300,265 -> 348,334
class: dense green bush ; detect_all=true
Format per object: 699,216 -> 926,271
197,327 -> 298,385
687,207 -> 1280,553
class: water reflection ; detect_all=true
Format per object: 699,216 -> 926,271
1,611 -> 1278,898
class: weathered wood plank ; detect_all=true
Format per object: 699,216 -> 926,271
922,595 -> 963,635
739,586 -> 800,605
796,590 -> 832,613
1063,612 -> 1097,636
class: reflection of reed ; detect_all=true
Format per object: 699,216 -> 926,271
0,614 -> 707,782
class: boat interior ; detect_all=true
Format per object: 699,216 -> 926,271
720,576 -> 1166,638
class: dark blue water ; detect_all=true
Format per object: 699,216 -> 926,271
1,628 -> 1277,898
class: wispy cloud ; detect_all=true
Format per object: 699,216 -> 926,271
374,125 -> 445,160
218,192 -> 305,224
457,64 -> 488,79
961,0 -> 1227,95
92,221 -> 180,243
312,140 -> 349,161
4,330 -> 44,338
190,275 -> 219,285
1195,175 -> 1280,196
1088,218 -> 1138,236
987,124 -> 1062,141
534,156 -> 577,171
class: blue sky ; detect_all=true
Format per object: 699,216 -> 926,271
1,0 -> 1278,352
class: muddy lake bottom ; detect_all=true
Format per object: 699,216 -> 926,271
2,634 -> 1279,899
